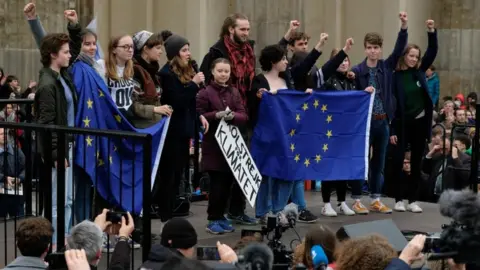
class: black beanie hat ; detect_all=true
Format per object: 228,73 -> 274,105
160,218 -> 197,249
163,32 -> 190,61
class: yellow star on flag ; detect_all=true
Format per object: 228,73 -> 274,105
98,89 -> 104,97
98,159 -> 105,166
321,104 -> 328,113
290,143 -> 295,152
296,114 -> 301,122
85,136 -> 93,146
109,155 -> 113,164
113,145 -> 118,152
326,115 -> 333,123
302,103 -> 309,111
87,98 -> 93,109
315,155 -> 322,163
83,116 -> 91,128
289,129 -> 296,137
313,100 -> 319,109
114,114 -> 122,123
323,144 -> 329,152
326,130 -> 333,139
304,158 -> 311,167
294,154 -> 300,163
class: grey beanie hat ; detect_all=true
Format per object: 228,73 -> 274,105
132,30 -> 153,51
164,34 -> 189,60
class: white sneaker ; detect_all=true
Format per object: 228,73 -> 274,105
407,202 -> 422,213
338,202 -> 355,216
394,201 -> 406,212
321,203 -> 337,217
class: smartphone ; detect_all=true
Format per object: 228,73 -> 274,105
45,252 -> 67,270
197,246 -> 220,261
241,229 -> 264,241
106,211 -> 128,224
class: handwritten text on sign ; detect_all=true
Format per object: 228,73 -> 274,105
215,119 -> 262,207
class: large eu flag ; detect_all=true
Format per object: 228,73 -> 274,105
251,90 -> 373,181
70,61 -> 169,214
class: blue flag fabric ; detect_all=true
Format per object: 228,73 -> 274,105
70,61 -> 169,214
251,90 -> 373,181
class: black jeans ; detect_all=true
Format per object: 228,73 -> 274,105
393,116 -> 427,203
155,135 -> 190,222
207,171 -> 245,221
321,181 -> 347,203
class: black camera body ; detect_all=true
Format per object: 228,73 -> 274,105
256,216 -> 294,265
45,252 -> 67,270
106,211 -> 128,224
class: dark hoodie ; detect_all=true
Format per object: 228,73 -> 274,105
140,244 -> 185,269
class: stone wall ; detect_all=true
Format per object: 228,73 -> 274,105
0,0 -> 93,86
431,0 -> 480,98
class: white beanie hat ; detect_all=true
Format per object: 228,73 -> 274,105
132,30 -> 153,51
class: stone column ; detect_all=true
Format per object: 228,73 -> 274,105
431,0 -> 480,97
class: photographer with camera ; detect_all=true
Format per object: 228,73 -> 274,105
44,209 -> 134,270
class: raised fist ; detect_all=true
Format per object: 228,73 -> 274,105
320,33 -> 329,46
23,1 -> 36,20
64,10 -> 78,24
289,20 -> 300,31
344,38 -> 354,52
426,19 -> 435,32
399,12 -> 408,26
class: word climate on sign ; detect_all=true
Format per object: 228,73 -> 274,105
215,119 -> 262,207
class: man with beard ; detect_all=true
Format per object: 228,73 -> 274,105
200,13 -> 255,110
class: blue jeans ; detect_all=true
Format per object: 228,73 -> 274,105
368,119 -> 389,199
73,166 -> 92,223
51,146 -> 73,244
255,176 -> 293,217
291,181 -> 306,211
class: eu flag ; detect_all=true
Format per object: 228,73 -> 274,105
70,61 -> 169,214
251,90 -> 373,181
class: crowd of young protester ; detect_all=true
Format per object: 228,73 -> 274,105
1,0 -> 478,269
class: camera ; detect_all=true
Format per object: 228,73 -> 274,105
425,190 -> 480,264
106,211 -> 128,224
45,252 -> 67,270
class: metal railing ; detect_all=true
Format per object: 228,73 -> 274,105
0,100 -> 153,268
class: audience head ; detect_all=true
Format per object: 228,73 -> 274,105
133,31 -> 164,62
443,100 -> 454,114
40,33 -> 71,68
210,58 -> 231,85
431,125 -> 444,141
435,136 -> 451,155
67,220 -> 103,266
403,151 -> 411,173
79,29 -> 98,58
335,234 -> 397,270
426,65 -> 435,77
467,92 -> 477,105
363,32 -> 383,61
293,224 -> 337,268
106,35 -> 134,80
220,13 -> 250,44
161,218 -> 198,258
396,44 -> 421,70
288,32 -> 310,53
6,75 -> 19,88
466,110 -> 473,121
259,45 -> 288,72
16,217 -> 53,258
455,109 -> 466,123
453,134 -> 471,152
330,49 -> 350,73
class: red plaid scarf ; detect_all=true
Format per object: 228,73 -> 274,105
223,36 -> 255,105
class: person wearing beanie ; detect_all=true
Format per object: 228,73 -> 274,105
140,218 -> 198,269
130,30 -> 172,129
156,31 -> 208,224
